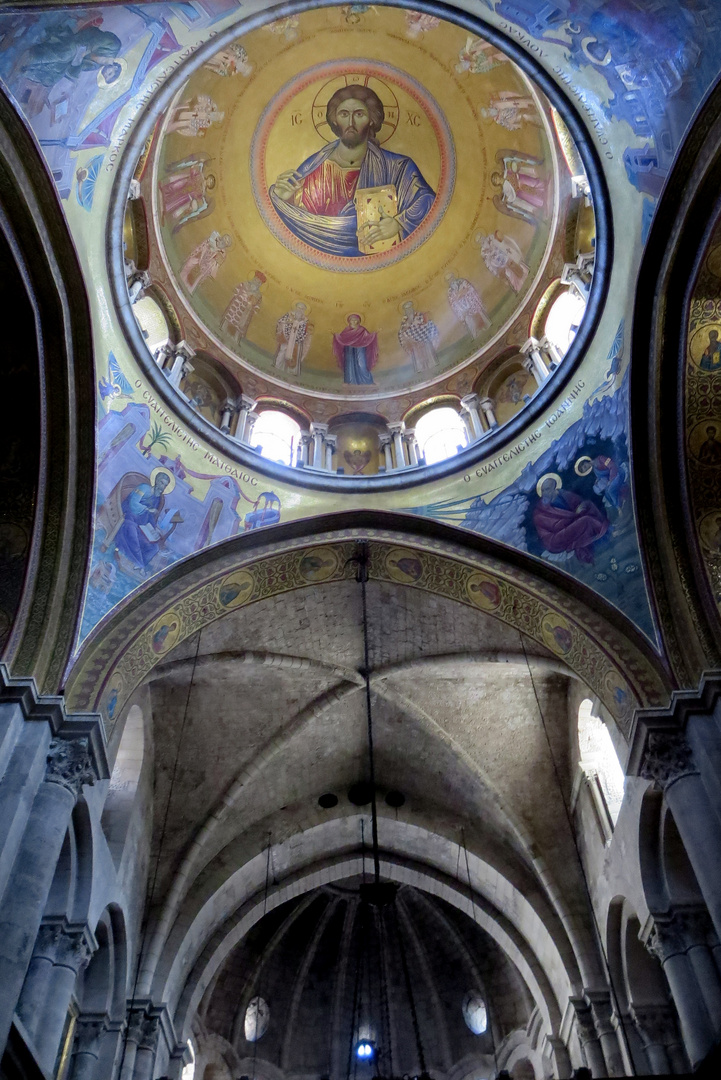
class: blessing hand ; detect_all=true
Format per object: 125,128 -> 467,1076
273,170 -> 301,202
361,210 -> 401,245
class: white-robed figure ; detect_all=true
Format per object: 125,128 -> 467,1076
445,271 -> 490,339
269,84 -> 435,258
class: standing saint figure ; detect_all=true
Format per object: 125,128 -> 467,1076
204,43 -> 253,77
179,231 -> 231,294
476,230 -> 529,293
159,155 -> 216,231
166,94 -> 224,137
700,329 -> 721,371
491,151 -> 546,226
332,314 -> 378,385
445,272 -> 490,339
269,83 -> 435,258
480,92 -> 541,131
275,303 -> 312,374
221,271 -> 266,342
398,301 -> 440,372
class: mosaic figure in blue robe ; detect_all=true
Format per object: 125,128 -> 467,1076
115,471 -> 170,571
269,84 -> 435,258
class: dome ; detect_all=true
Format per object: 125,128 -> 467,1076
203,878 -> 533,1078
123,4 -> 598,477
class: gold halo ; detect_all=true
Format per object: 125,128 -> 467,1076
312,73 -> 399,145
150,467 -> 176,493
574,455 -> 593,476
97,56 -> 127,88
536,472 -> 562,498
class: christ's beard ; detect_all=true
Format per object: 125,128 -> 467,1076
340,128 -> 365,148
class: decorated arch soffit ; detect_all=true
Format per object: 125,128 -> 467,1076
63,529 -> 669,737
1,1 -> 720,665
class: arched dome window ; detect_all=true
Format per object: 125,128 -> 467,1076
578,699 -> 625,827
132,295 -> 170,355
252,410 -> 302,467
181,1039 -> 195,1080
414,406 -> 468,465
462,990 -> 488,1035
244,996 -> 270,1042
544,288 -> 586,358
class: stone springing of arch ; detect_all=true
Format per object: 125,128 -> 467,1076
414,405 -> 469,465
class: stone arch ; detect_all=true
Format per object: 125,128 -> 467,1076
158,823 -> 576,1050
631,73 -> 721,683
65,514 -> 671,732
102,703 -> 146,869
0,85 -> 95,693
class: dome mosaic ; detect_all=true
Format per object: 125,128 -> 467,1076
139,5 -> 595,423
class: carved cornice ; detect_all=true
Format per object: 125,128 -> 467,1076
0,664 -> 109,782
627,669 -> 721,778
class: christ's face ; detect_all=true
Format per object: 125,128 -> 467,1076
334,98 -> 371,147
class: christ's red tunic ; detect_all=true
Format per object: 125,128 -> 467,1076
298,160 -> 360,216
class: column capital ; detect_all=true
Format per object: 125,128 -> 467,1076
630,1004 -> 677,1047
460,392 -> 481,410
402,427 -> 417,441
310,422 -> 328,437
238,393 -> 258,413
646,915 -> 690,963
174,340 -> 195,363
388,420 -> 406,435
139,1014 -> 161,1053
583,989 -> 614,1037
154,343 -> 174,368
569,998 -> 597,1044
221,397 -> 238,413
521,336 -> 542,356
34,919 -> 97,969
639,731 -> 698,789
378,433 -> 393,448
46,737 -> 98,796
324,433 -> 338,448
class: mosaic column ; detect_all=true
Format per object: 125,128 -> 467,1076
646,916 -> 715,1067
460,393 -> 484,440
69,1018 -> 108,1080
403,428 -> 419,466
521,338 -> 550,386
571,998 -> 607,1078
561,258 -> 592,301
310,423 -> 328,469
234,395 -> 258,443
297,433 -> 312,467
133,1014 -> 161,1080
379,433 -> 393,472
34,926 -> 95,1074
154,343 -> 174,371
324,434 -> 337,472
219,399 -> 237,434
168,341 -> 195,388
388,422 -> 407,469
586,990 -> 624,1076
478,396 -> 498,430
640,731 -> 721,943
0,737 -> 97,1054
539,334 -> 563,368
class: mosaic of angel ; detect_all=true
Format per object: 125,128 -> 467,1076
269,83 -> 436,258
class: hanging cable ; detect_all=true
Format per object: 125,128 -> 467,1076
461,827 -> 499,1079
519,632 -> 636,1074
353,542 -> 381,884
393,896 -> 427,1077
378,905 -> 395,1080
116,626 -> 203,1080
251,835 -> 273,1080
347,897 -> 365,1080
